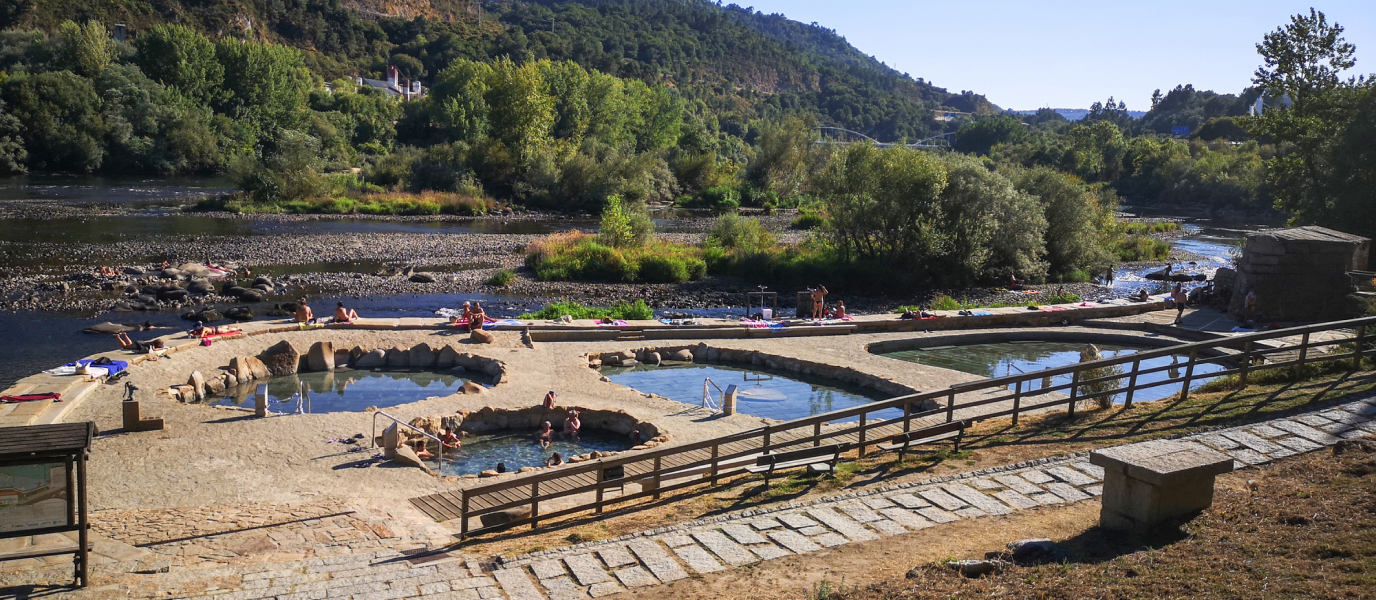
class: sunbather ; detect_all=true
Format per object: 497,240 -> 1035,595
295,300 -> 314,323
116,333 -> 165,353
334,302 -> 359,323
189,324 -> 242,338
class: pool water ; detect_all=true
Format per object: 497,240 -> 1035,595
436,430 -> 634,476
880,341 -> 1225,404
211,369 -> 483,413
600,363 -> 894,422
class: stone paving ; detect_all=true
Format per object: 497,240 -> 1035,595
152,392 -> 1376,600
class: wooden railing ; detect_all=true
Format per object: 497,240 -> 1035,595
438,316 -> 1376,539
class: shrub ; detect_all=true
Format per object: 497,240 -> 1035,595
1109,235 -> 1172,261
791,207 -> 825,229
484,269 -> 515,286
519,300 -> 654,321
638,255 -> 690,283
706,213 -> 775,253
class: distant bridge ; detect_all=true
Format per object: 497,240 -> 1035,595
812,127 -> 954,149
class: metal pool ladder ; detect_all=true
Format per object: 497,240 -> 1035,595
371,410 -> 447,472
702,378 -> 724,412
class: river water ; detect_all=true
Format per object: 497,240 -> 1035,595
0,178 -> 1263,389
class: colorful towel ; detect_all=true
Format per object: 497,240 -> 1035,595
66,359 -> 129,377
297,322 -> 325,331
482,319 -> 525,329
1038,305 -> 1070,312
596,320 -> 630,327
0,393 -> 61,403
970,311 -> 994,316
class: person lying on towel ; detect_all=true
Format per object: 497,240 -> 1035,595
189,323 -> 242,338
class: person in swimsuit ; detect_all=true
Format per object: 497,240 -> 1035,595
536,421 -> 554,447
562,410 -> 581,441
546,452 -> 564,467
295,301 -> 314,323
117,334 -> 165,352
412,440 -> 435,460
1171,283 -> 1188,325
543,391 -> 557,410
440,428 -> 461,453
834,301 -> 846,319
190,324 -> 242,338
810,286 -> 828,319
334,302 -> 358,323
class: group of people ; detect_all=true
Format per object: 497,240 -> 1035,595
293,300 -> 361,324
535,391 -> 582,447
405,427 -> 463,460
451,301 -> 494,331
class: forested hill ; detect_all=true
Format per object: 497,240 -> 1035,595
0,0 -> 996,141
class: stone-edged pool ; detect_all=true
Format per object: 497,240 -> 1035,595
600,363 -> 895,422
879,341 -> 1226,404
210,369 -> 489,413
435,430 -> 635,477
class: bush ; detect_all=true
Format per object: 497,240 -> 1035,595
791,207 -> 825,229
484,269 -> 515,286
519,300 -> 654,321
524,231 -> 703,283
638,255 -> 690,283
1109,235 -> 1172,261
706,213 -> 776,253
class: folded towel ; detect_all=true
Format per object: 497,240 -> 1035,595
0,393 -> 61,403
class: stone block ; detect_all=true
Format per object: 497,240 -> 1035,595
410,343 -> 437,368
471,329 -> 495,344
385,346 -> 408,368
307,341 -> 335,372
437,345 -> 459,368
259,340 -> 300,377
382,423 -> 400,459
187,371 -> 206,402
355,349 -> 386,369
1090,439 -> 1234,532
333,349 -> 351,368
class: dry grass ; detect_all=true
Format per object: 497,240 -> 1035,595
832,440 -> 1376,600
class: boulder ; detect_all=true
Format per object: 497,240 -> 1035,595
671,349 -> 694,362
392,444 -> 434,475
460,381 -> 485,395
647,352 -> 661,365
518,467 -> 536,473
204,375 -> 226,395
355,349 -> 387,369
158,288 -> 189,302
187,279 -> 214,294
349,346 -> 365,364
223,285 -> 246,298
436,345 -> 460,368
619,358 -> 638,367
385,346 -> 408,368
252,276 -> 274,288
334,349 -> 351,368
306,341 -> 335,372
82,322 -> 139,334
409,343 -> 436,368
224,306 -> 254,321
479,469 -> 500,478
239,289 -> 266,303
602,354 -> 621,367
259,340 -> 301,377
408,273 -> 436,283
1007,539 -> 1063,563
946,559 -> 1003,578
188,371 -> 206,401
244,356 -> 271,380
470,329 -> 495,344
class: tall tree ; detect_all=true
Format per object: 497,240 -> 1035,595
134,24 -> 224,105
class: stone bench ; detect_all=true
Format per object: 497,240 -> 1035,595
1090,439 -> 1234,532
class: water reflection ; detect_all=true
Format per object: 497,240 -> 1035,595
600,363 -> 894,422
211,369 -> 481,413
881,341 -> 1224,404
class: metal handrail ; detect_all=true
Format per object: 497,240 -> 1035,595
703,378 -> 724,411
371,410 -> 446,472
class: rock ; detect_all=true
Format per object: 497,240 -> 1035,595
602,354 -> 621,366
409,343 -> 436,368
385,346 -> 408,368
692,343 -> 708,361
223,285 -> 246,297
158,288 -> 189,302
252,276 -> 274,288
436,345 -> 459,368
393,444 -> 434,475
204,375 -> 226,395
1007,539 -> 1062,563
122,267 -> 144,276
239,289 -> 266,303
307,341 -> 335,372
479,469 -> 500,478
408,273 -> 435,283
647,352 -> 661,365
82,322 -> 139,334
188,371 -> 206,402
187,279 -> 214,294
182,308 -> 222,322
334,348 -> 351,368
478,506 -> 530,527
460,381 -> 485,394
244,356 -> 270,380
470,329 -> 495,344
518,466 -> 536,473
671,349 -> 693,362
228,357 -> 253,381
224,306 -> 254,321
355,349 -> 387,369
946,559 -> 1002,577
259,340 -> 301,377
619,358 -> 638,367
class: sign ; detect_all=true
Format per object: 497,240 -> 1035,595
601,465 -> 625,481
0,462 -> 68,533
1171,126 -> 1190,136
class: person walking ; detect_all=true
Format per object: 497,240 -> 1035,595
1172,283 -> 1188,325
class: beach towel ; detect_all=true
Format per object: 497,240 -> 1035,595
482,319 -> 525,329
201,330 -> 245,341
971,311 -> 994,316
0,393 -> 61,403
1038,305 -> 1070,312
297,322 -> 325,331
595,320 -> 630,327
63,359 -> 129,378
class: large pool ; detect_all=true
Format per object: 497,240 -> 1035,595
600,363 -> 894,422
436,430 -> 635,476
880,341 -> 1225,404
211,369 -> 485,413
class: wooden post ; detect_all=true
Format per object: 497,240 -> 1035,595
1239,340 -> 1253,387
903,401 -> 913,433
1067,372 -> 1080,418
763,426 -> 771,453
709,444 -> 720,486
76,452 -> 89,588
1124,358 -> 1141,408
813,421 -> 821,447
529,481 -> 541,530
460,491 -> 469,538
1180,349 -> 1198,402
1354,326 -> 1367,370
1011,381 -> 1022,426
858,413 -> 867,457
1297,332 -> 1311,368
595,466 -> 606,514
652,456 -> 662,500
946,392 -> 955,423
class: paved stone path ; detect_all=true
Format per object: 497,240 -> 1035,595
154,393 -> 1376,600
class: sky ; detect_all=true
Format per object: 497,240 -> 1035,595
731,1 -> 1376,111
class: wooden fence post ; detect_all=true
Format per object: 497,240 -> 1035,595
903,401 -> 913,433
946,392 -> 955,423
460,492 -> 470,539
814,421 -> 822,447
1012,381 -> 1022,426
1124,358 -> 1141,408
652,456 -> 662,500
530,481 -> 541,530
594,466 -> 605,514
1180,349 -> 1198,402
858,413 -> 867,457
762,425 -> 771,453
1297,332 -> 1311,368
709,444 -> 720,486
1354,326 -> 1367,370
1067,372 -> 1079,418
1239,340 -> 1253,387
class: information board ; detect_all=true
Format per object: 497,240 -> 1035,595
0,462 -> 68,533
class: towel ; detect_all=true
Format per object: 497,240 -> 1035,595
0,393 -> 61,403
971,311 -> 994,316
482,319 -> 525,329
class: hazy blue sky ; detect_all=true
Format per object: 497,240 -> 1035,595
732,1 -> 1376,110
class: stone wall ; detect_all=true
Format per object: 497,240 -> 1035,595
1229,226 -> 1370,322
168,340 -> 508,404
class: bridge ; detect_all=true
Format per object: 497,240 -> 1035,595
812,127 -> 954,149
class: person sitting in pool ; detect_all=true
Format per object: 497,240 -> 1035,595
546,452 -> 564,467
496,462 -> 507,473
411,440 -> 435,461
629,429 -> 643,445
295,300 -> 314,324
190,323 -> 242,338
116,334 -> 165,353
440,428 -> 462,453
536,421 -> 554,447
562,410 -> 581,441
334,302 -> 359,323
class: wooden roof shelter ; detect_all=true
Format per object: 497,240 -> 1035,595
0,422 -> 95,587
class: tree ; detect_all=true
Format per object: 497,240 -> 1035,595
746,115 -> 814,197
485,57 -> 555,163
934,153 -> 1047,284
134,24 -> 224,105
1253,8 -> 1356,102
426,59 -> 494,143
1,71 -> 104,171
56,20 -> 112,78
953,114 -> 1026,156
813,143 -> 947,266
1013,166 -> 1112,279
214,38 -> 312,141
0,98 -> 26,174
